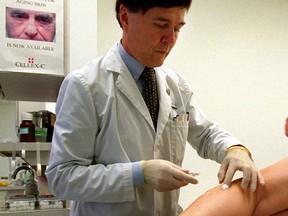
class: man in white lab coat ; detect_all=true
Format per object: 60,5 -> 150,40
45,0 -> 265,215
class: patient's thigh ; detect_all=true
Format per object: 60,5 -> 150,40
271,209 -> 288,216
253,157 -> 288,216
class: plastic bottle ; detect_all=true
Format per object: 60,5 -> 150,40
19,112 -> 35,142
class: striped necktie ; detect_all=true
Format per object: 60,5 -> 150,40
140,67 -> 159,129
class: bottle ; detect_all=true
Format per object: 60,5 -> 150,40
19,112 -> 35,142
37,111 -> 49,142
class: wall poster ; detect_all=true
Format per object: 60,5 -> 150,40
0,0 -> 65,76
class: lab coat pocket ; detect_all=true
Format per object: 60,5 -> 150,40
170,114 -> 189,166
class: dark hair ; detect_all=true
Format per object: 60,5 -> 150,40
116,0 -> 192,27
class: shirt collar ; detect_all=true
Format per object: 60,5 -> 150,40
117,42 -> 145,81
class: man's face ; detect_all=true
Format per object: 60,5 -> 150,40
6,7 -> 56,42
120,6 -> 186,67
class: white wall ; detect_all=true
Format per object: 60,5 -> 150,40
68,0 -> 97,71
97,0 -> 120,55
97,0 -> 288,209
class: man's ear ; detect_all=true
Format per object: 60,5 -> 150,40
119,5 -> 129,31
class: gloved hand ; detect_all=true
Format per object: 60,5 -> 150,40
142,159 -> 198,192
218,146 -> 265,192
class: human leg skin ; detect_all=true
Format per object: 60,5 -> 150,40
180,178 -> 257,216
271,209 -> 288,216
253,157 -> 288,216
285,117 -> 288,137
181,157 -> 288,216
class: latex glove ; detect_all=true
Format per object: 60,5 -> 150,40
218,147 -> 265,192
142,159 -> 198,192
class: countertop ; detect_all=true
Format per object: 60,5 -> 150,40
0,208 -> 69,216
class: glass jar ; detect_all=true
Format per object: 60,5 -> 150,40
19,112 -> 35,142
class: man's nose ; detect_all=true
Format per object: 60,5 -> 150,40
25,18 -> 38,37
161,29 -> 178,45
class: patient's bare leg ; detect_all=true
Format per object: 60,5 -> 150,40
180,179 -> 257,215
271,209 -> 288,216
285,117 -> 288,137
253,157 -> 288,215
181,157 -> 288,216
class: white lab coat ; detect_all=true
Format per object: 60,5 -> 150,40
45,44 -> 241,216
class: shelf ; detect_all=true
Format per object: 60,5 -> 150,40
0,187 -> 25,192
0,143 -> 51,166
0,143 -> 51,152
0,72 -> 64,102
0,208 -> 69,216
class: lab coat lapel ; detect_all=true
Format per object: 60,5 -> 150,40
116,68 -> 155,129
155,70 -> 171,144
106,44 -> 155,129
